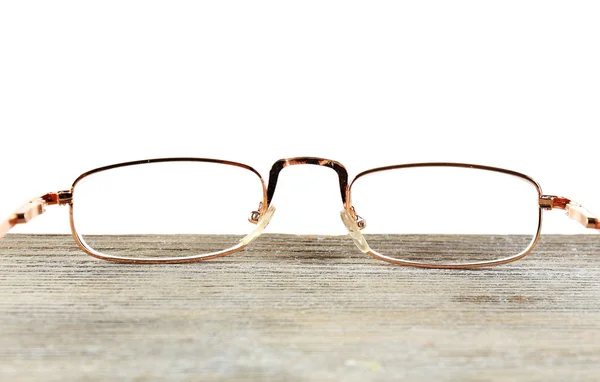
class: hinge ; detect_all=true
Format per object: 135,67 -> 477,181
2,190 -> 72,237
539,195 -> 571,210
41,190 -> 73,206
540,195 -> 599,230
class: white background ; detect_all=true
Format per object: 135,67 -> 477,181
1,1 -> 598,235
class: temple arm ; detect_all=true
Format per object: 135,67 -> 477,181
540,195 -> 600,229
0,191 -> 72,239
566,204 -> 600,229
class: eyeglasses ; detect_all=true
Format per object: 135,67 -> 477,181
1,157 -> 598,268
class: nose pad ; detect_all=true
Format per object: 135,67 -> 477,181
240,205 -> 276,245
340,209 -> 371,253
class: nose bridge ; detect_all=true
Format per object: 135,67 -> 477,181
266,157 -> 349,207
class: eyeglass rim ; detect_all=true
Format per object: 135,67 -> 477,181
349,162 -> 544,268
69,158 -> 269,263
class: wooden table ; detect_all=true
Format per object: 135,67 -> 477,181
1,234 -> 599,381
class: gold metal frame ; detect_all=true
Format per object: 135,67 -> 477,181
347,163 -> 544,269
70,158 -> 269,264
1,157 -> 598,268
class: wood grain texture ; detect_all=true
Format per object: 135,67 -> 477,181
1,234 -> 599,381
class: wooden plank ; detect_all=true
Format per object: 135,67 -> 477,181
1,234 -> 599,381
